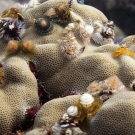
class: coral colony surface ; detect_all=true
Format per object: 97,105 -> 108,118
0,0 -> 135,134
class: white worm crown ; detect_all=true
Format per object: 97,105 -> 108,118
67,105 -> 78,116
80,93 -> 94,108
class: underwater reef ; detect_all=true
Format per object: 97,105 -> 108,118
0,0 -> 135,134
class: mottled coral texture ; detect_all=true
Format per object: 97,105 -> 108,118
25,92 -> 135,135
0,0 -> 109,134
25,95 -> 81,135
18,0 -> 135,99
0,56 -> 39,134
34,95 -> 81,127
89,91 -> 135,134
33,42 -> 135,98
23,0 -> 108,44
1,0 -> 135,134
